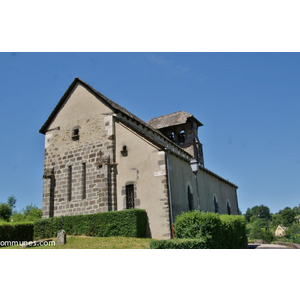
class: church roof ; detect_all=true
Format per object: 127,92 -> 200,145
147,111 -> 203,130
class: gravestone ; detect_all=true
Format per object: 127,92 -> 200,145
57,230 -> 66,245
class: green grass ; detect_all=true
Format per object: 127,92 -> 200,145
1,235 -> 152,249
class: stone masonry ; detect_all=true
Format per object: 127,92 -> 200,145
42,113 -> 115,218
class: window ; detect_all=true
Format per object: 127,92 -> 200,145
227,200 -> 231,215
214,195 -> 219,213
72,127 -> 80,141
126,184 -> 134,209
68,165 -> 72,201
82,163 -> 86,199
49,177 -> 55,217
187,186 -> 194,211
178,130 -> 186,144
169,132 -> 175,142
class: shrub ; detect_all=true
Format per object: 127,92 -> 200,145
219,214 -> 247,248
0,222 -> 34,245
34,209 -> 147,239
249,221 -> 274,243
0,203 -> 12,222
173,211 -> 223,248
150,237 -> 211,249
173,211 -> 247,249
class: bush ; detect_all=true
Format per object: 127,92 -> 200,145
0,222 -> 34,245
150,237 -> 211,249
11,204 -> 43,222
173,211 -> 247,249
219,214 -> 247,248
174,211 -> 222,243
249,221 -> 275,243
34,209 -> 147,239
0,203 -> 12,222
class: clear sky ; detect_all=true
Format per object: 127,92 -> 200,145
1,52 -> 300,214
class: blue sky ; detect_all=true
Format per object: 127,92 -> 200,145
1,52 -> 300,214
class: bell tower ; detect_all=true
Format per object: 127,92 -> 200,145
147,111 -> 204,166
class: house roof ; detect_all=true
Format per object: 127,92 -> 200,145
277,225 -> 287,230
147,111 -> 203,130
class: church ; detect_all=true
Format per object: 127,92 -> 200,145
40,78 -> 239,239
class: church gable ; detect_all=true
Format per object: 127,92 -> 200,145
40,80 -> 114,135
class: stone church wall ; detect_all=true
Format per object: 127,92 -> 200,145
42,83 -> 115,218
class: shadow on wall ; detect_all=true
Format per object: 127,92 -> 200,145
146,215 -> 152,238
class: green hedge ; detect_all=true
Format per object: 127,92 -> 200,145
219,214 -> 247,248
173,211 -> 247,249
0,222 -> 34,245
34,209 -> 147,239
150,237 -> 211,249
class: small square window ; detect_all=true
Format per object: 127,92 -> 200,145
72,128 -> 80,141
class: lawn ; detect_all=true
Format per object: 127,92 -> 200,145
1,236 -> 152,249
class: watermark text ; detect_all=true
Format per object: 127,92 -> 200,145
0,240 -> 55,247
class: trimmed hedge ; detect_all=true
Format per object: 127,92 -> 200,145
219,214 -> 247,248
34,209 -> 147,239
0,222 -> 34,245
173,211 -> 246,249
150,237 -> 211,249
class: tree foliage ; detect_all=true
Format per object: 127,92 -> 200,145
245,205 -> 271,222
11,204 -> 42,222
1,196 -> 42,223
7,195 -> 17,209
280,207 -> 296,226
245,203 -> 300,244
0,203 -> 12,222
0,195 -> 16,222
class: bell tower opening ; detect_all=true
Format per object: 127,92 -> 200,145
147,111 -> 204,166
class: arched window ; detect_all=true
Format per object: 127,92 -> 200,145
213,195 -> 219,213
187,185 -> 194,211
178,130 -> 186,144
169,132 -> 175,142
227,200 -> 231,215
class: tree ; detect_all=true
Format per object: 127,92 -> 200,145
289,224 -> 300,244
7,195 -> 17,209
11,203 -> 42,222
280,207 -> 296,226
245,208 -> 253,222
0,203 -> 12,221
292,204 -> 300,215
249,219 -> 274,243
270,213 -> 282,228
244,205 -> 271,222
21,204 -> 42,221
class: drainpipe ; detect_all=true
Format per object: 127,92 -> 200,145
165,148 -> 174,238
